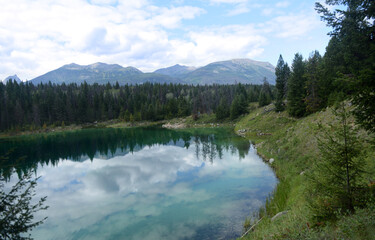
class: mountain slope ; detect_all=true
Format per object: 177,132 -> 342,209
182,59 -> 275,85
3,75 -> 22,84
153,64 -> 196,77
31,62 -> 144,85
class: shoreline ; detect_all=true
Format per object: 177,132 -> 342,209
0,115 -> 236,139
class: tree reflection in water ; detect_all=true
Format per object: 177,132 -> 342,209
0,127 -> 250,178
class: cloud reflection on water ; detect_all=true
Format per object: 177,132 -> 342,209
23,132 -> 277,240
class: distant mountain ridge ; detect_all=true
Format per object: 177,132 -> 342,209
181,59 -> 275,85
30,62 -> 172,85
3,74 -> 22,84
30,59 -> 275,85
154,64 -> 197,77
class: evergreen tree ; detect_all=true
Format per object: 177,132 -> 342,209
307,103 -> 368,221
283,63 -> 291,95
258,78 -> 272,107
316,0 -> 375,132
318,36 -> 342,107
353,64 -> 375,132
230,94 -> 247,120
305,50 -> 323,114
288,53 -> 307,117
0,82 -> 263,131
215,99 -> 230,120
275,55 -> 287,111
230,96 -> 241,120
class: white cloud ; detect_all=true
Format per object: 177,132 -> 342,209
226,2 -> 250,16
185,25 -> 267,64
262,8 -> 274,16
90,0 -> 118,5
260,1 -> 291,16
263,12 -> 322,39
152,6 -> 206,29
0,0 -> 328,80
209,0 -> 248,3
0,0 -> 204,79
209,0 -> 263,16
276,1 -> 290,8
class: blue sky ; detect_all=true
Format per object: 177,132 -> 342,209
0,0 -> 331,80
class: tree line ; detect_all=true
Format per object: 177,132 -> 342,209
0,81 -> 271,131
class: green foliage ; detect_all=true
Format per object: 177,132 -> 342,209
230,94 -> 248,119
0,172 -> 48,239
240,1 -> 375,238
287,53 -> 307,117
307,103 -> 369,221
215,99 -> 230,120
0,82 -> 263,132
258,79 -> 272,107
259,180 -> 291,219
275,55 -> 289,111
316,0 -> 375,132
318,36 -> 343,107
237,103 -> 375,239
304,50 -> 323,114
353,62 -> 375,133
327,204 -> 375,240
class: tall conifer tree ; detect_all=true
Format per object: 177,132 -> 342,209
316,0 -> 375,132
305,50 -> 322,114
288,53 -> 306,117
275,55 -> 287,111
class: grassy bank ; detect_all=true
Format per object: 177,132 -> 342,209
236,103 -> 375,239
0,119 -> 164,139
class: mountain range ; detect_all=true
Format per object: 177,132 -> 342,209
23,59 -> 275,85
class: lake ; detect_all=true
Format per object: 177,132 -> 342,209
0,127 -> 277,240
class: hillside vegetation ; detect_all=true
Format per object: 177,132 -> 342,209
235,103 -> 375,239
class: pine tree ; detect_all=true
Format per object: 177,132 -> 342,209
305,50 -> 322,114
316,0 -> 375,132
230,94 -> 247,120
258,78 -> 272,107
288,53 -> 306,117
353,65 -> 375,132
230,96 -> 240,120
283,63 -> 290,95
307,103 -> 368,221
275,55 -> 287,111
216,99 -> 230,120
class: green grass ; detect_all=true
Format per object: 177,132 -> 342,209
164,113 -> 235,128
236,103 -> 375,239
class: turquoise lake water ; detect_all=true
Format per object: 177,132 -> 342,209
0,127 -> 277,240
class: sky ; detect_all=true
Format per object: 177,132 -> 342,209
0,0 -> 332,81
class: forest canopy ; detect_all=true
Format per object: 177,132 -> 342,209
0,81 -> 268,131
